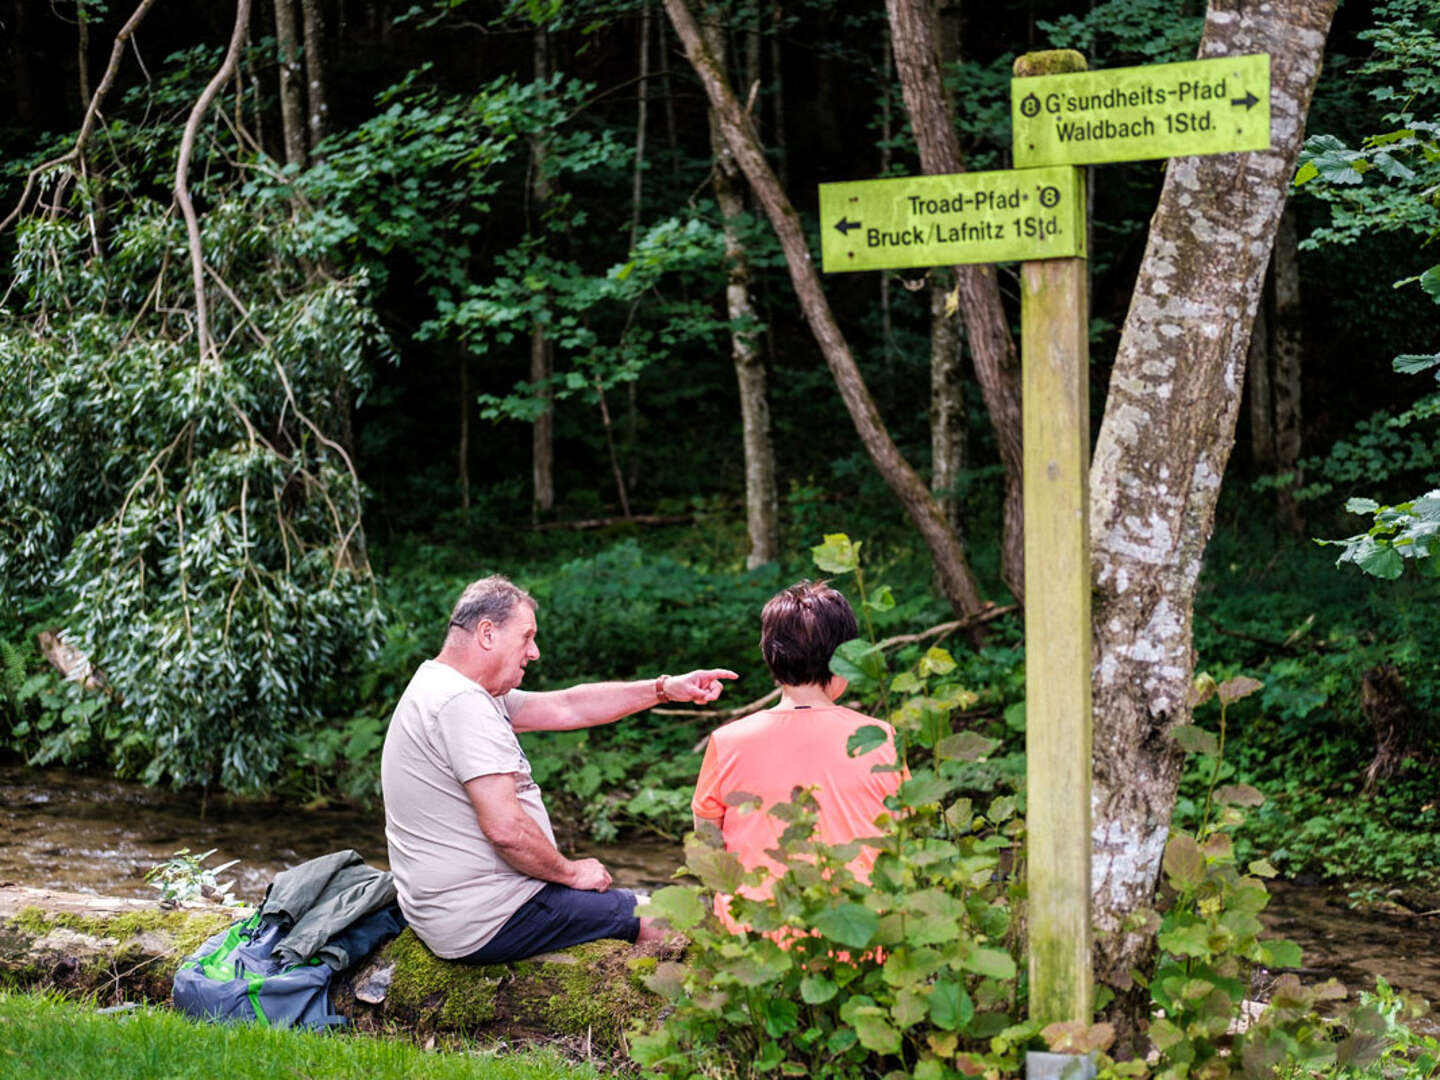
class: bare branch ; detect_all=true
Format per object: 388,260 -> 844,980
0,0 -> 162,234
175,0 -> 252,372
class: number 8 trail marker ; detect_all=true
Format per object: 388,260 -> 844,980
1012,53 -> 1270,167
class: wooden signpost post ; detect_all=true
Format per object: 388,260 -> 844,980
818,46 -> 1271,1078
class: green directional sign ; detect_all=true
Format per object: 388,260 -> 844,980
818,165 -> 1084,274
1012,54 -> 1270,167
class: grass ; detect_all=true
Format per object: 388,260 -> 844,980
0,991 -> 599,1080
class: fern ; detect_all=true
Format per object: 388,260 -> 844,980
0,638 -> 26,704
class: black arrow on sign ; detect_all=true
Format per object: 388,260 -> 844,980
1231,91 -> 1259,110
834,217 -> 861,236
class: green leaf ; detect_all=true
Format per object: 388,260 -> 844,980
639,885 -> 707,931
1163,834 -> 1206,891
928,977 -> 974,1031
865,585 -> 895,612
830,638 -> 887,688
851,1009 -> 902,1054
1170,724 -> 1218,756
1003,701 -> 1026,731
1216,676 -> 1263,704
1260,939 -> 1303,969
918,646 -> 955,677
961,947 -> 1016,980
800,974 -> 838,1004
812,902 -> 879,949
846,724 -> 889,758
760,998 -> 799,1037
1422,264 -> 1440,304
1356,537 -> 1405,579
935,731 -> 998,762
1214,783 -> 1265,807
1394,353 -> 1440,377
811,533 -> 859,574
898,772 -> 951,806
1157,921 -> 1211,958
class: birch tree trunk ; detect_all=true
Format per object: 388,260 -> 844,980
274,0 -> 308,169
1271,203 -> 1305,535
530,27 -> 555,522
931,269 -> 966,536
663,0 -> 987,619
886,0 -> 1027,601
704,18 -> 780,568
300,0 -> 328,153
1087,0 -> 1337,1049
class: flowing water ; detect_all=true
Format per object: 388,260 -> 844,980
4,764 -> 1439,1018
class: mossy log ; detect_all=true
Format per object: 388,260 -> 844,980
0,886 -> 668,1050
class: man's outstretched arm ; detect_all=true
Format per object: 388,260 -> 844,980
464,773 -> 612,891
512,669 -> 738,733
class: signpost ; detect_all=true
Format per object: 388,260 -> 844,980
1012,54 -> 1270,167
818,166 -> 1085,273
816,47 -> 1271,1076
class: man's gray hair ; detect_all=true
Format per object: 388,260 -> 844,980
447,575 -> 537,634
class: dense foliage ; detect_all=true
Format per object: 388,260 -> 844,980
0,0 -> 1434,906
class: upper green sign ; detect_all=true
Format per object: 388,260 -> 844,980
1012,54 -> 1270,167
818,165 -> 1085,274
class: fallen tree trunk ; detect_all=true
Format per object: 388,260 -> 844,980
1,886 -> 666,1051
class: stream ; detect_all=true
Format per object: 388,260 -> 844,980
4,764 -> 1438,1021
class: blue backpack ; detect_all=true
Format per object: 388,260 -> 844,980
173,904 -> 405,1029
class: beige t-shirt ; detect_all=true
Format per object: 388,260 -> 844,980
380,660 -> 551,958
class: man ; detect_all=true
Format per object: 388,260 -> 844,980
381,574 -> 737,963
692,580 -> 902,929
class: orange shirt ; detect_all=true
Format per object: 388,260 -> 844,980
691,704 -> 902,928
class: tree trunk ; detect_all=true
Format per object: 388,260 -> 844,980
664,0 -> 987,620
274,0 -> 308,169
76,0 -> 93,117
457,350 -> 470,511
769,3 -> 788,193
704,18 -> 779,569
1086,0 -> 1337,1053
1246,281 -> 1274,471
530,27 -> 555,523
886,0 -> 1027,603
657,15 -> 680,177
1271,202 -> 1305,536
931,269 -> 966,536
300,0 -> 328,153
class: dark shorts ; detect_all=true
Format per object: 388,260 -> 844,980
460,883 -> 640,965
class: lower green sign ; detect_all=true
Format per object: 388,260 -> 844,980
818,166 -> 1085,273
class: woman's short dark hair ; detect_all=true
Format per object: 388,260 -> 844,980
760,580 -> 860,688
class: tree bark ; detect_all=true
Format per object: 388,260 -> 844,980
457,350 -> 470,510
1271,202 -> 1305,535
300,0 -> 328,153
886,0 -> 1027,602
931,269 -> 966,535
529,28 -> 556,523
663,0 -> 987,620
1086,0 -> 1337,1053
704,18 -> 780,568
77,0 -> 93,117
274,0 -> 308,169
1246,281 -> 1274,471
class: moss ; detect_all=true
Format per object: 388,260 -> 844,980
514,940 -> 662,1048
1013,49 -> 1088,78
6,905 -> 235,960
382,928 -> 501,1029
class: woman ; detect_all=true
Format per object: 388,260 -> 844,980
691,580 -> 902,929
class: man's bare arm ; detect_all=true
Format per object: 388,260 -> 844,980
513,669 -> 738,733
464,774 -> 611,891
